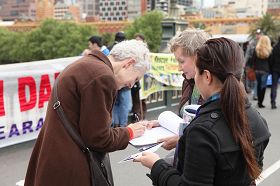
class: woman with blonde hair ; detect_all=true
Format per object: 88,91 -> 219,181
249,35 -> 272,108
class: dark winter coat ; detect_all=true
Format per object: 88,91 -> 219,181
269,41 -> 280,73
24,51 -> 130,186
150,99 -> 270,186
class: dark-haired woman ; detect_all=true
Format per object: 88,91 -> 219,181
135,38 -> 270,186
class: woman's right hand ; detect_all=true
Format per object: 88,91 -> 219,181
158,135 -> 179,150
127,122 -> 146,138
145,120 -> 160,129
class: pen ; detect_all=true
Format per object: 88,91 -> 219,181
138,143 -> 161,152
123,154 -> 140,162
134,113 -> 140,122
185,108 -> 197,114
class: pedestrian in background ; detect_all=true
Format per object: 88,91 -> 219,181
248,35 -> 272,108
24,39 -> 150,186
135,38 -> 270,186
269,36 -> 280,109
245,29 -> 263,100
131,33 -> 147,122
108,32 -> 133,128
82,35 -> 110,56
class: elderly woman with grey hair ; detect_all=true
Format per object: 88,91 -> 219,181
24,39 -> 150,186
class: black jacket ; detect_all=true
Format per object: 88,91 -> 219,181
270,42 -> 280,73
248,51 -> 270,73
150,100 -> 270,186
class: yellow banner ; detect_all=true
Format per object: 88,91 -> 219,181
141,53 -> 183,99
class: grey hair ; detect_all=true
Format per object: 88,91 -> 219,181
169,29 -> 210,56
110,39 -> 151,72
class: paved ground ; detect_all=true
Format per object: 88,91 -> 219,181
1,87 -> 280,186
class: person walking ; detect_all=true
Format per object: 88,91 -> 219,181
248,35 -> 272,108
131,33 -> 147,122
24,40 -> 150,186
135,38 -> 270,186
269,36 -> 280,109
245,29 -> 262,100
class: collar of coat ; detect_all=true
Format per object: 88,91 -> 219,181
197,97 -> 251,117
89,50 -> 113,72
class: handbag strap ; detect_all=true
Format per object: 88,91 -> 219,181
52,78 -> 91,153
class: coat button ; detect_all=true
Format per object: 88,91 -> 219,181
210,112 -> 219,119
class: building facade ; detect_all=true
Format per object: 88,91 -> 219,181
99,0 -> 127,21
54,1 -> 80,21
0,0 -> 36,21
213,0 -> 268,17
76,0 -> 99,20
267,0 -> 280,16
178,0 -> 193,7
127,0 -> 147,20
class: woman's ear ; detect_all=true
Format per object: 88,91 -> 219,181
122,58 -> 136,69
204,70 -> 212,85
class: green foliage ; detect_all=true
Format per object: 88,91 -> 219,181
124,11 -> 164,52
249,13 -> 280,42
193,22 -> 206,30
0,28 -> 27,64
102,33 -> 114,47
0,19 -> 97,64
26,19 -> 97,60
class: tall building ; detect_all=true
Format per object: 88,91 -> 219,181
0,0 -> 36,21
127,0 -> 147,20
36,0 -> 55,21
210,0 -> 268,18
267,0 -> 280,16
99,0 -> 127,21
77,0 -> 99,20
147,0 -> 168,13
178,0 -> 193,7
54,1 -> 80,21
147,0 -> 194,13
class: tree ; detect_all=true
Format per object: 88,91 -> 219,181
124,11 -> 164,52
102,33 -> 114,47
0,19 -> 98,64
0,28 -> 24,64
26,19 -> 97,61
193,22 -> 206,30
249,13 -> 280,42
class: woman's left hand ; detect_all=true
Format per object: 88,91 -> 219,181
134,152 -> 160,169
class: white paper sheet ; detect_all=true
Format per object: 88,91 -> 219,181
119,142 -> 164,163
129,111 -> 183,146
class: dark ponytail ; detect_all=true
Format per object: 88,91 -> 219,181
221,75 -> 260,179
196,38 -> 260,179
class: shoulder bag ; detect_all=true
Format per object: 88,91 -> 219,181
52,79 -> 113,186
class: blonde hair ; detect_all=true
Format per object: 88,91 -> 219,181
255,35 -> 272,59
169,29 -> 210,56
110,39 -> 151,71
